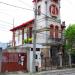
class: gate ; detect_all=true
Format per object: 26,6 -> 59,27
1,52 -> 27,72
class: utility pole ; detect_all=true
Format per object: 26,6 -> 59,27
32,0 -> 37,72
13,19 -> 15,47
45,1 -> 48,45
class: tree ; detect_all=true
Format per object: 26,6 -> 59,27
64,24 -> 75,66
65,24 -> 75,52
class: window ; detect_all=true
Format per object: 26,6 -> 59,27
38,5 -> 41,15
55,26 -> 59,38
33,0 -> 42,3
35,54 -> 38,59
22,29 -> 24,44
31,48 -> 40,51
27,27 -> 32,43
49,4 -> 58,17
29,27 -> 32,43
51,0 -> 58,3
29,27 -> 32,38
50,25 -> 54,38
18,30 -> 20,43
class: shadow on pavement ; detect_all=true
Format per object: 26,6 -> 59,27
0,73 -> 7,75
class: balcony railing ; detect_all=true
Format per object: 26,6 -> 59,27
48,37 -> 64,45
41,38 -> 64,46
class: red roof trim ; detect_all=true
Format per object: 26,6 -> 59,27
10,19 -> 34,31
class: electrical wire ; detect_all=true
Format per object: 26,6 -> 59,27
0,0 -> 62,31
0,27 -> 10,31
0,20 -> 13,30
17,0 -> 33,7
0,1 -> 33,31
0,1 -> 59,22
0,20 -> 13,25
0,24 -> 12,28
0,22 -> 13,32
0,1 -> 33,11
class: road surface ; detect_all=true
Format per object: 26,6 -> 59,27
0,68 -> 75,75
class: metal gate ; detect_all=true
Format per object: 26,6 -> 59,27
1,52 -> 27,72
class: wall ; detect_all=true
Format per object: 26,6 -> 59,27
35,0 -> 61,44
29,49 -> 41,72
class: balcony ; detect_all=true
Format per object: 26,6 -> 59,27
48,38 -> 63,45
41,38 -> 64,46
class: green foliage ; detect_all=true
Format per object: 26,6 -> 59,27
71,49 -> 75,55
65,24 -> 75,54
65,24 -> 75,40
23,38 -> 32,44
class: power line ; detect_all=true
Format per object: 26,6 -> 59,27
0,20 -> 13,26
0,1 -> 33,11
17,0 -> 32,7
0,11 -> 13,18
0,23 -> 12,31
0,24 -> 12,28
0,28 -> 10,31
0,2 -> 59,22
0,1 -> 60,32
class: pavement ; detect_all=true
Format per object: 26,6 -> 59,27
0,68 -> 75,75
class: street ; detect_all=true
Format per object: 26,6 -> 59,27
0,68 -> 75,75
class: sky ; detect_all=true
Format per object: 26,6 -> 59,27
0,0 -> 74,43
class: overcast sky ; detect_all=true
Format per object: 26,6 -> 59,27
0,0 -> 74,43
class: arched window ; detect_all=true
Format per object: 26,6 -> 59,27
49,4 -> 58,17
50,24 -> 54,38
33,0 -> 42,2
55,25 -> 59,38
38,5 -> 41,15
51,0 -> 58,3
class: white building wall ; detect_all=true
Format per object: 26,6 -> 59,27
36,31 -> 47,43
35,0 -> 61,44
36,0 -> 60,21
29,49 -> 41,72
27,50 -> 30,72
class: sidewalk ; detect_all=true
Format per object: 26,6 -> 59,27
1,68 -> 75,75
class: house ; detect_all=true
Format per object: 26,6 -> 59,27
2,0 -> 65,72
0,20 -> 35,72
32,0 -> 65,68
10,19 -> 43,72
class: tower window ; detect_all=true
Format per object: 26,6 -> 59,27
38,5 -> 41,15
49,4 -> 59,17
51,0 -> 58,3
50,24 -> 54,38
55,26 -> 59,38
33,0 -> 42,3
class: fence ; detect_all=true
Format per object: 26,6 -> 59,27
41,55 -> 74,71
